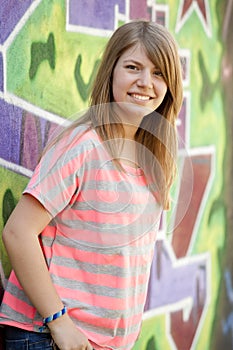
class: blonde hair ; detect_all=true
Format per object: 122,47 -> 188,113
47,20 -> 183,209
90,21 -> 183,209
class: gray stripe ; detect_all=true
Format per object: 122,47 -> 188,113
51,255 -> 151,278
0,302 -> 32,324
30,134 -> 100,213
6,281 -> 31,305
55,215 -> 159,235
48,234 -> 155,256
40,130 -> 97,182
71,199 -> 159,215
77,178 -> 150,192
41,235 -> 55,247
2,282 -> 42,323
62,297 -> 144,330
51,272 -> 148,298
63,299 -> 144,336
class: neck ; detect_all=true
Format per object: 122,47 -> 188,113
123,124 -> 138,140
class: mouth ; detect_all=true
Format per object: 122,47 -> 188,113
129,93 -> 152,101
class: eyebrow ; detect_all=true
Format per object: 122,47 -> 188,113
123,59 -> 143,66
123,59 -> 156,69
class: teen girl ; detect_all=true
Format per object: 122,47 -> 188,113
0,20 -> 183,350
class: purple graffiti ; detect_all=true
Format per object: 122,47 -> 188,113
68,0 -> 125,31
145,240 -> 207,310
0,53 -> 3,91
177,96 -> 188,149
20,112 -> 57,171
0,0 -> 34,45
0,97 -> 57,171
130,0 -> 150,20
0,98 -> 23,164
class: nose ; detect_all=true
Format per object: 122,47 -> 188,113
137,69 -> 153,88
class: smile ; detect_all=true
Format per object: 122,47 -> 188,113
130,93 -> 151,101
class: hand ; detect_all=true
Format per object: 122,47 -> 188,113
48,313 -> 93,350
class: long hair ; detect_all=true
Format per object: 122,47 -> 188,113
46,20 -> 183,209
89,21 -> 183,209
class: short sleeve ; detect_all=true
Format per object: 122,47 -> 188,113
23,126 -> 92,217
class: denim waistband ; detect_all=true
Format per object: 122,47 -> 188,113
4,326 -> 96,349
4,326 -> 51,338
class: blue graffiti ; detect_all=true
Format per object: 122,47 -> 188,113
225,269 -> 233,304
221,269 -> 233,348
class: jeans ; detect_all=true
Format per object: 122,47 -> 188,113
4,326 -> 57,350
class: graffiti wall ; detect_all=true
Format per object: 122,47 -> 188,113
0,0 -> 231,349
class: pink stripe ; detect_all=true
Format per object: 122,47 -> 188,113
50,262 -> 148,288
45,130 -> 101,175
51,241 -> 154,267
2,290 -> 34,317
81,326 -> 139,349
49,225 -> 157,247
80,167 -> 147,184
7,271 -> 23,290
53,231 -> 152,248
59,208 -> 155,225
40,225 -> 56,238
77,188 -> 151,204
41,227 -> 156,250
0,319 -> 42,331
69,307 -> 142,329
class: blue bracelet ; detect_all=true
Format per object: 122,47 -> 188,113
39,306 -> 67,332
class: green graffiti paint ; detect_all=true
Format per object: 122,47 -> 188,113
74,54 -> 100,101
29,32 -> 55,80
2,189 -> 16,226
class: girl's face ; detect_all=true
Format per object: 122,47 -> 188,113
112,43 -> 168,121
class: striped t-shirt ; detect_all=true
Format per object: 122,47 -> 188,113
0,125 -> 162,350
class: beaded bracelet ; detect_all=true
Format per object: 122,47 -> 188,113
39,306 -> 67,332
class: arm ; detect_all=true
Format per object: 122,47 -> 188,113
3,193 -> 93,350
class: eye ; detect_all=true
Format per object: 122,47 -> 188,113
154,70 -> 163,77
126,64 -> 139,71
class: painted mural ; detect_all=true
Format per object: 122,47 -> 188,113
0,0 -> 231,349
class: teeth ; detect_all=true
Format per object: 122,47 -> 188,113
131,94 -> 150,101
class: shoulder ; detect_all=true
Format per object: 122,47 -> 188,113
65,124 -> 99,146
48,124 -> 99,156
